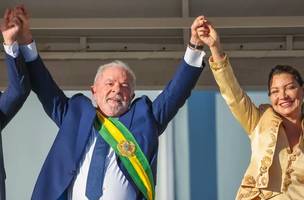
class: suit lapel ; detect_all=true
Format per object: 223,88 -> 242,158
75,104 -> 97,161
119,104 -> 135,130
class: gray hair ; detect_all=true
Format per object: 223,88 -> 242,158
94,60 -> 136,89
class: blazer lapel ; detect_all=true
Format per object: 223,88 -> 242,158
75,105 -> 97,161
119,105 -> 135,130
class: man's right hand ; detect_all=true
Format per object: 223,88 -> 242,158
0,8 -> 21,45
190,16 -> 206,47
196,17 -> 225,62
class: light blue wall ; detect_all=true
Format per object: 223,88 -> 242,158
187,91 -> 217,200
215,91 -> 269,200
3,92 -> 58,199
186,90 -> 269,200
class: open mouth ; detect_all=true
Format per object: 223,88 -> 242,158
279,101 -> 293,108
107,98 -> 122,106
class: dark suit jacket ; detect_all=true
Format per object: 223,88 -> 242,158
0,53 -> 31,200
27,56 -> 203,200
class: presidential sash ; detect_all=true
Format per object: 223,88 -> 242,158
95,111 -> 155,200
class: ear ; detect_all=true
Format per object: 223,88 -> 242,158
91,85 -> 97,100
91,85 -> 95,94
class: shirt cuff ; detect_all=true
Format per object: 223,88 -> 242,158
20,41 -> 38,62
3,41 -> 19,58
184,47 -> 206,68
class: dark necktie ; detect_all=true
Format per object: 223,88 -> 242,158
85,130 -> 109,200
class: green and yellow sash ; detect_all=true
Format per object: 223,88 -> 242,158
95,111 -> 155,200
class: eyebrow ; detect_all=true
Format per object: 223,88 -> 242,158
104,79 -> 130,85
270,81 -> 296,90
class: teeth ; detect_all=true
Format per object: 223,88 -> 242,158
280,102 -> 292,107
108,99 -> 121,105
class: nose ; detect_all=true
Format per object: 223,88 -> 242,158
279,88 -> 288,99
111,83 -> 122,93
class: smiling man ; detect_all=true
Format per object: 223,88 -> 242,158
92,61 -> 136,118
8,6 -> 207,200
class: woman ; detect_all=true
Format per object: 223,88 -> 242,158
197,18 -> 304,199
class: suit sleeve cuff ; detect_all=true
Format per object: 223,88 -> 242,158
3,41 -> 19,58
20,41 -> 38,62
184,47 -> 206,68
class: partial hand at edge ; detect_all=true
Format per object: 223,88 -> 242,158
0,8 -> 21,45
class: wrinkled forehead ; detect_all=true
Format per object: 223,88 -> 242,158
103,65 -> 128,76
96,65 -> 133,84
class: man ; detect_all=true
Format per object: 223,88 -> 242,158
9,6 -> 207,200
0,8 -> 31,200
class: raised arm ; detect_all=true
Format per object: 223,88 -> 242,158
198,18 -> 261,134
152,16 -> 205,134
0,8 -> 30,128
14,5 -> 68,126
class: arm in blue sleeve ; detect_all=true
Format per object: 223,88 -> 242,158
152,47 -> 205,134
0,46 -> 31,128
20,41 -> 69,126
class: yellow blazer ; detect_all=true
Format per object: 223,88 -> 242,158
209,55 -> 304,199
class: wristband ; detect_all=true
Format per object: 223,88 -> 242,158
188,42 -> 204,50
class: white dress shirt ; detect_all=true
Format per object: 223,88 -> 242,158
68,130 -> 137,200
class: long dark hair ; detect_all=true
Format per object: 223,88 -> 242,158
268,65 -> 303,96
